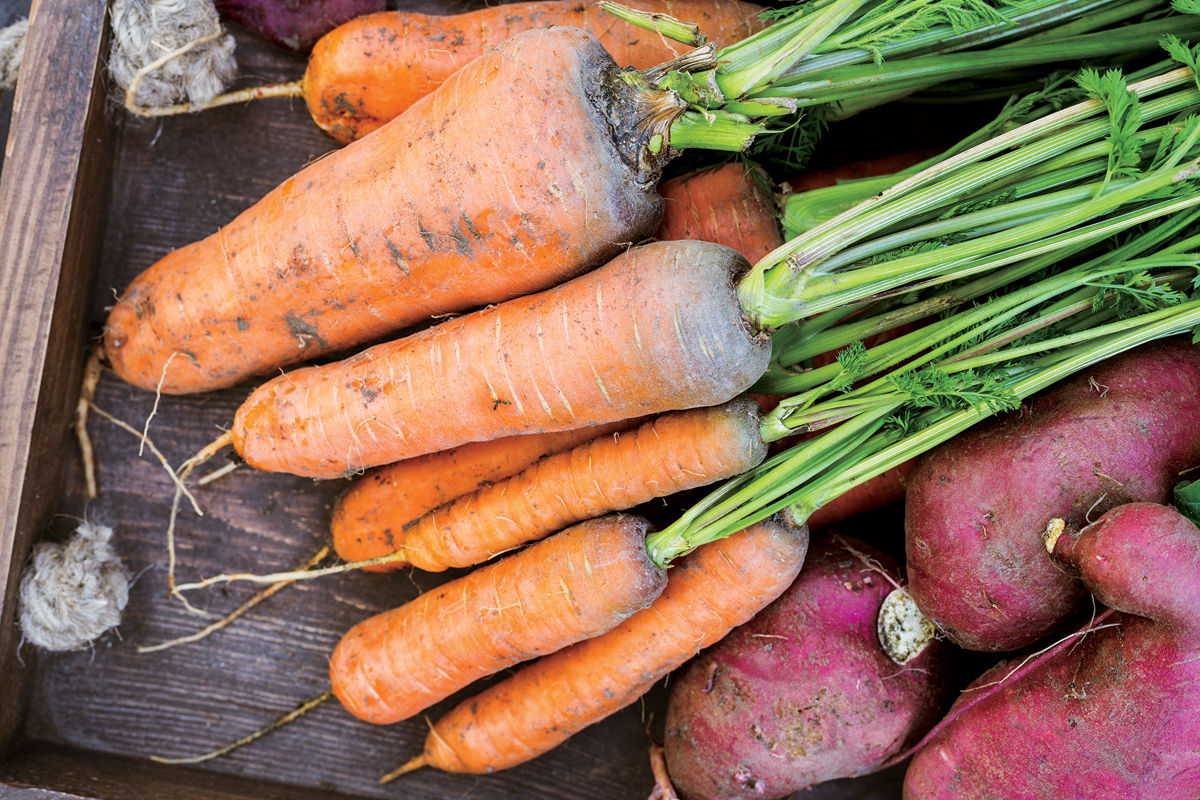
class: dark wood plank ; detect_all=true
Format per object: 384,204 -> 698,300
0,0 -> 113,752
0,743 -> 355,800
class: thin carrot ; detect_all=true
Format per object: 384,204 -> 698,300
331,418 -> 643,569
386,514 -> 808,778
329,513 -> 666,725
372,397 -> 767,572
231,239 -> 769,478
305,0 -> 767,143
104,26 -> 689,395
656,162 -> 782,264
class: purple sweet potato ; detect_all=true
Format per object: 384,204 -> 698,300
905,338 -> 1200,651
215,0 -> 385,52
663,534 -> 948,800
904,502 -> 1200,800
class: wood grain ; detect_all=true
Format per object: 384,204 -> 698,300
0,0 -> 112,753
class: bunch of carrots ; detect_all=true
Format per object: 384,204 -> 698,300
91,0 -> 1200,790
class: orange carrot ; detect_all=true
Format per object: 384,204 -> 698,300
231,239 -> 770,478
104,26 -> 679,395
329,513 -> 666,725
332,418 -> 643,570
393,514 -> 808,776
377,397 -> 767,572
304,0 -> 767,143
656,162 -> 782,264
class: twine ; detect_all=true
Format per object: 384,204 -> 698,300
18,523 -> 130,652
0,18 -> 27,90
108,0 -> 236,109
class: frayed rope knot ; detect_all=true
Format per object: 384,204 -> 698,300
108,0 -> 236,108
0,18 -> 28,90
18,523 -> 129,652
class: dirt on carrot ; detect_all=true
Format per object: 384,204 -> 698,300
329,513 -> 667,725
105,26 -> 673,395
231,239 -> 770,478
402,514 -> 808,775
304,0 -> 767,142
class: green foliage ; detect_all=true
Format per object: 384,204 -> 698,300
1076,68 -> 1145,191
826,340 -> 869,393
1162,33 -> 1200,93
836,0 -> 1040,64
1148,115 -> 1200,171
749,108 -> 828,173
889,367 -> 1021,414
1174,479 -> 1200,526
862,233 -> 969,267
1172,0 -> 1200,18
1088,271 -> 1189,318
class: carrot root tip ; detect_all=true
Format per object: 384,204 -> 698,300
380,755 -> 428,783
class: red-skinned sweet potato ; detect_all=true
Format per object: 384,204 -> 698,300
904,338 -> 1200,651
904,502 -> 1200,799
663,534 -> 947,800
215,0 -> 385,52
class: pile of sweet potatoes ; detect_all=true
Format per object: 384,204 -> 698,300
657,338 -> 1200,799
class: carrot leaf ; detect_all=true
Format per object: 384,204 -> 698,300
1174,479 -> 1200,526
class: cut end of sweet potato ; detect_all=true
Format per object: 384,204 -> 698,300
1042,518 -> 1067,554
878,589 -> 937,665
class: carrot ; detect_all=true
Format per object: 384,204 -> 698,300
331,418 -> 643,570
329,513 -> 666,725
391,514 -> 808,776
231,239 -> 770,478
371,397 -> 767,572
104,25 -> 683,395
304,0 -> 767,143
655,162 -> 782,264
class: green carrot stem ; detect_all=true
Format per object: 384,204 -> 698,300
754,153 -> 1200,328
711,0 -> 872,100
665,110 -> 766,152
597,1 -> 705,47
748,67 -> 1193,277
655,301 -> 1200,562
769,18 -> 1198,109
782,0 -> 1133,82
784,301 -> 1200,524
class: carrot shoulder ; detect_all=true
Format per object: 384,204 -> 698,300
331,419 -> 642,569
391,397 -> 767,572
329,514 -> 666,725
304,0 -> 767,142
104,26 -> 667,394
232,239 -> 770,478
413,514 -> 808,774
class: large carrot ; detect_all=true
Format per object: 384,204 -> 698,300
305,0 -> 767,143
232,239 -> 769,478
331,418 -> 642,569
104,25 -> 684,394
655,162 -> 782,264
369,397 -> 766,572
392,514 -> 808,776
330,513 -> 666,725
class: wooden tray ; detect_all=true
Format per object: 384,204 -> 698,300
0,1 -> 998,797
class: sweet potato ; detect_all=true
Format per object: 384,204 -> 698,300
903,502 -> 1200,799
215,0 -> 384,52
905,338 -> 1200,651
663,534 -> 947,800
